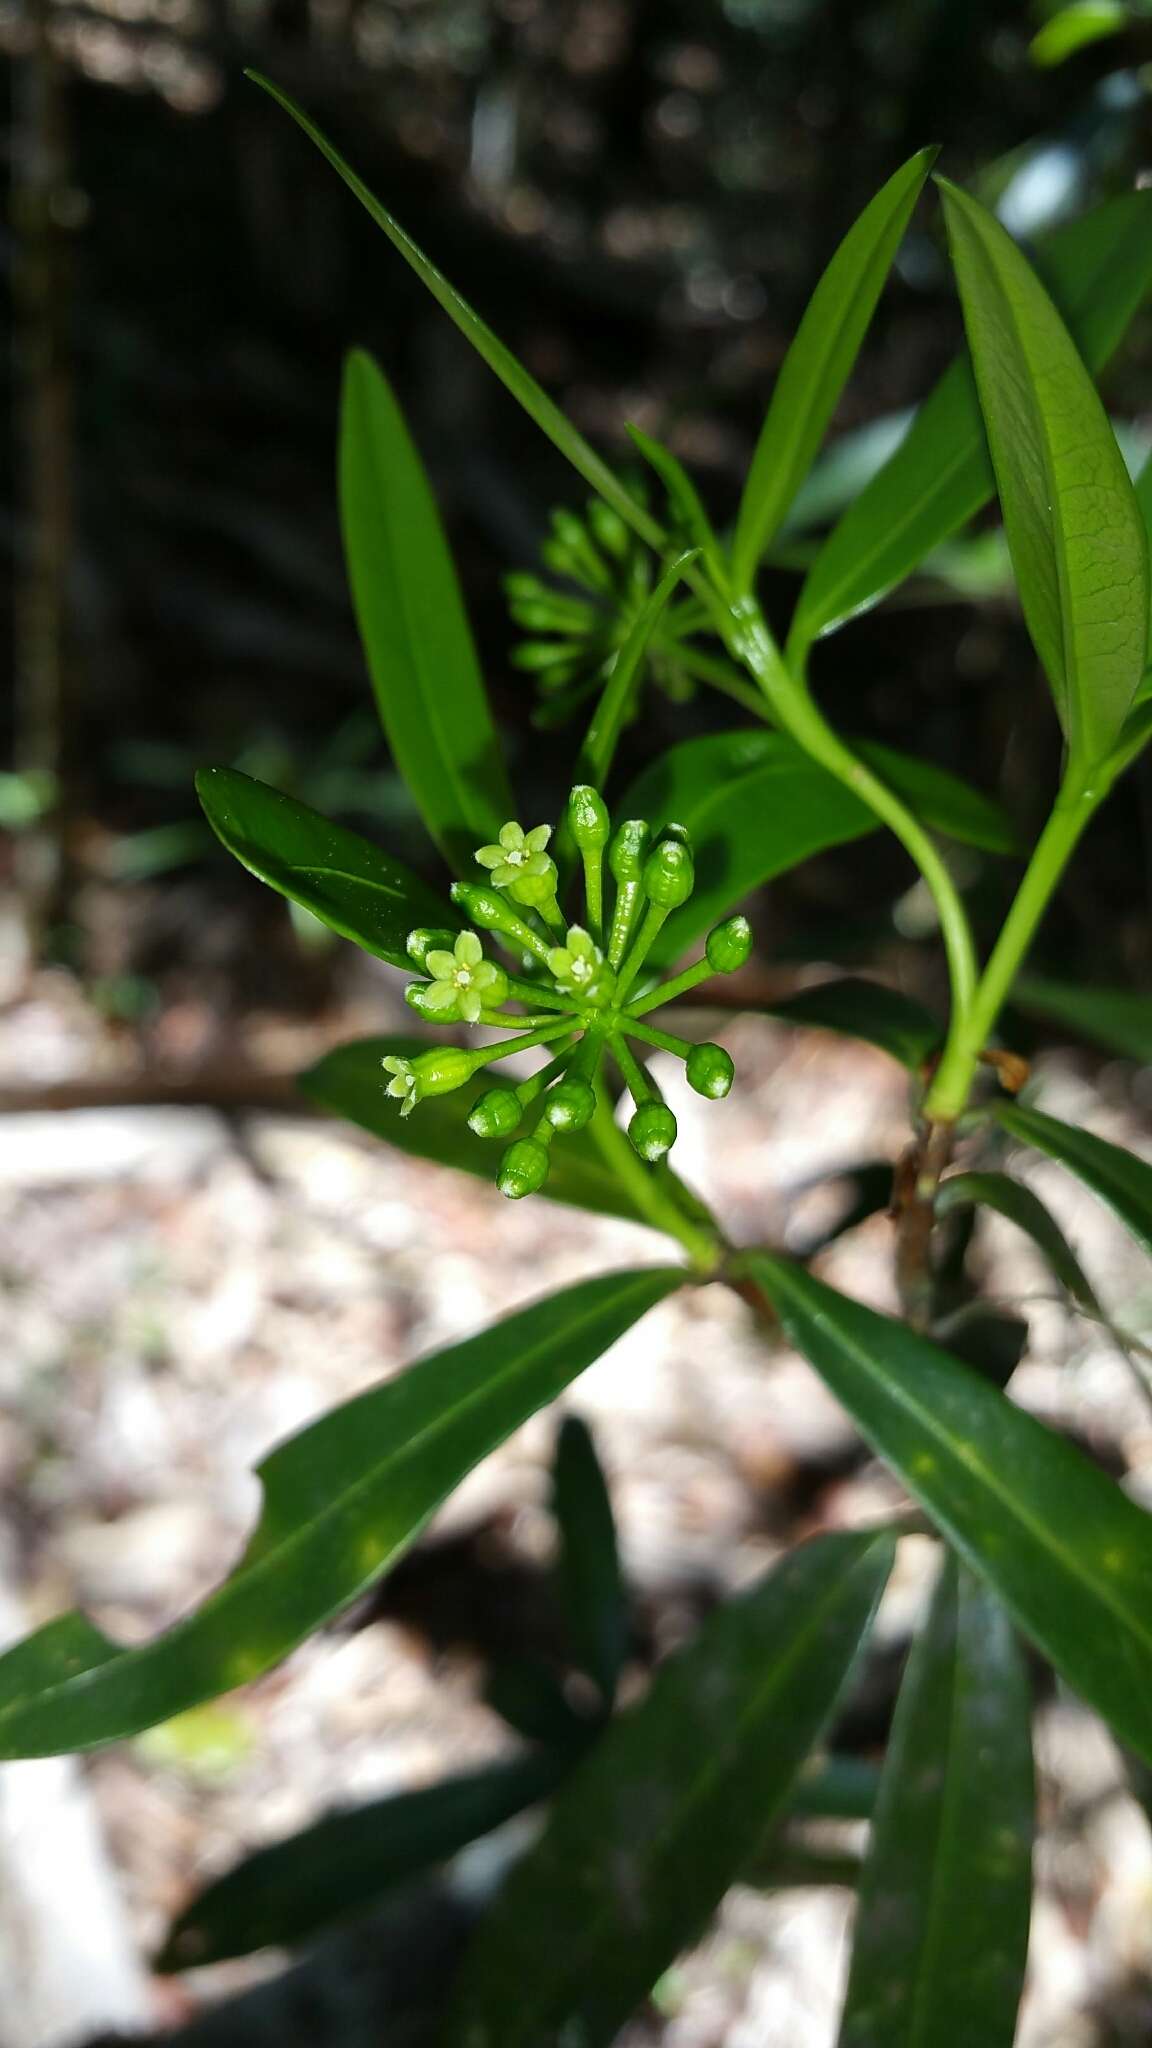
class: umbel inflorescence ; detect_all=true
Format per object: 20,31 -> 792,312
383,785 -> 750,1199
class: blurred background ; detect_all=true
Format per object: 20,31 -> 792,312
4,4 -> 1152,2044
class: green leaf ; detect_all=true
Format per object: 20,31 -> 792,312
731,151 -> 936,589
935,1167 -> 1101,1312
856,740 -> 1018,853
552,1416 -> 627,1706
249,73 -> 661,553
838,1556 -> 1033,2048
626,427 -> 727,587
1013,974 -> 1152,1062
937,178 -> 1149,768
620,729 -> 1013,963
448,1530 -> 893,2048
300,1035 -> 652,1226
793,191 -> 1152,651
340,351 -> 512,870
994,1098 -> 1152,1256
196,768 -> 455,970
1030,0 -> 1128,66
576,549 -> 699,792
159,1748 -> 570,1970
0,1268 -> 682,1758
743,1251 -> 1152,1763
764,978 -> 941,1070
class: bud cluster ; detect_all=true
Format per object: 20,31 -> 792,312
506,493 -> 697,724
384,785 -> 752,1200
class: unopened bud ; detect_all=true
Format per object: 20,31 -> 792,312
407,927 -> 459,968
468,1087 -> 523,1140
705,916 -> 753,975
544,1077 -> 597,1132
497,1137 -> 551,1200
628,1101 -> 678,1162
643,835 -> 694,910
609,819 -> 649,884
686,1043 -> 734,1100
568,785 -> 611,852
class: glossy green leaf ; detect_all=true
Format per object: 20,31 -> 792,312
250,73 -> 662,553
448,1530 -> 893,2048
300,1036 -> 651,1226
552,1416 -> 627,1706
793,191 -> 1152,651
765,978 -> 941,1070
159,1748 -> 570,1970
731,151 -> 936,589
789,1753 -> 881,1821
621,729 -> 1012,963
743,1251 -> 1152,1763
340,350 -> 511,870
938,179 -> 1149,768
197,768 -> 454,970
1030,0 -> 1127,67
936,1167 -> 1101,1312
995,1098 -> 1152,1256
1013,975 -> 1152,1062
626,427 -> 727,587
838,1556 -> 1033,2048
0,1268 -> 682,1758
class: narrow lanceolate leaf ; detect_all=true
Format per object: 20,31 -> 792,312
300,1037 -> 651,1227
340,351 -> 512,870
0,1269 -> 682,1758
731,150 -> 936,590
935,1168 -> 1101,1313
448,1531 -> 893,2048
793,191 -> 1152,651
1013,975 -> 1152,1063
995,1099 -> 1152,1257
197,768 -> 455,969
552,1416 -> 627,1706
159,1748 -> 570,1970
626,427 -> 727,588
249,73 -> 662,553
838,1557 -> 1033,2048
621,730 -> 1013,964
938,179 -> 1149,767
765,978 -> 940,1071
577,549 -> 699,792
743,1252 -> 1152,1764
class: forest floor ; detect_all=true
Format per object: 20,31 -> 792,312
2,943 -> 1152,2048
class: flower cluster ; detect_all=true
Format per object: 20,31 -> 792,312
506,495 -> 699,725
383,784 -> 751,1200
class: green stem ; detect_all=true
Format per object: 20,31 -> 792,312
472,1020 -> 574,1070
625,1017 -> 693,1060
586,1091 -> 721,1272
629,955 -> 712,1017
924,775 -> 1106,1121
720,593 -> 980,1028
505,976 -> 577,1014
674,645 -> 775,723
615,902 -> 669,1002
609,1031 -> 659,1106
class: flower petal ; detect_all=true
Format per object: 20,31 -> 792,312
472,962 -> 499,991
422,981 -> 460,1014
424,951 -> 458,982
498,821 -> 524,851
456,931 -> 483,967
526,824 -> 552,854
459,992 -> 482,1024
475,846 -> 503,869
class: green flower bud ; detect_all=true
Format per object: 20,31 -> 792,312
628,1101 -> 678,1162
643,835 -> 695,909
587,496 -> 630,559
407,927 -> 460,968
497,1137 -> 551,1200
686,1043 -> 734,1100
662,822 -> 692,848
705,916 -> 753,975
544,1077 -> 597,1132
608,818 -> 649,883
567,784 -> 611,851
468,1087 -> 523,1139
